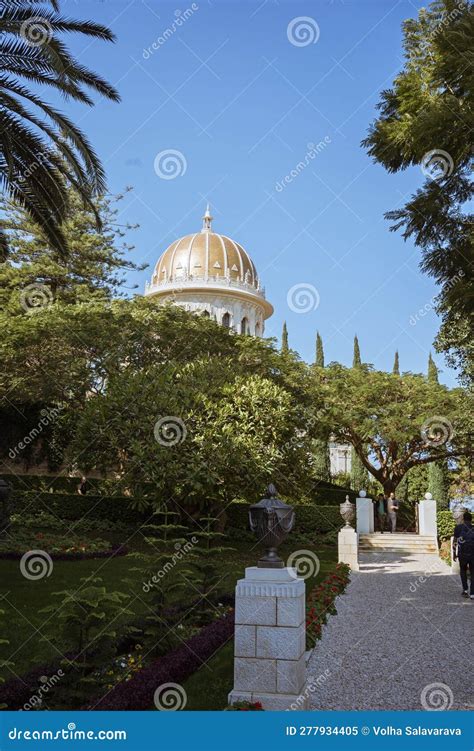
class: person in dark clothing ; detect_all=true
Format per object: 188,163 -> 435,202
376,493 -> 388,533
77,476 -> 89,495
453,511 -> 474,599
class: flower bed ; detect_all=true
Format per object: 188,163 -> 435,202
305,563 -> 350,649
86,611 -> 235,710
225,700 -> 263,711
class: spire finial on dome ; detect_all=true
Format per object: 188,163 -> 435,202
201,202 -> 213,233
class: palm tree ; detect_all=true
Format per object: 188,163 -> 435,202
0,0 -> 120,258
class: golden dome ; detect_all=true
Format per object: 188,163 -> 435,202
149,206 -> 259,289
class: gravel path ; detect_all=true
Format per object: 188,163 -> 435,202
307,552 -> 473,710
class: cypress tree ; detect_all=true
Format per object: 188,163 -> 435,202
352,335 -> 361,368
393,350 -> 400,375
427,352 -> 439,383
350,447 -> 368,493
426,352 -> 448,504
281,321 -> 289,353
428,461 -> 450,508
312,438 -> 331,481
315,331 -> 324,367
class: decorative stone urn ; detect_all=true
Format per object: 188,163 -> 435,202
248,484 -> 295,568
340,494 -> 355,529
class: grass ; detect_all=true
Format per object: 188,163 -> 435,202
0,523 -> 337,707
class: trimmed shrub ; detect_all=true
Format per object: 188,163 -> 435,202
437,509 -> 456,541
226,500 -> 342,535
9,488 -> 346,538
10,491 -> 147,526
294,505 -> 342,535
0,474 -> 105,495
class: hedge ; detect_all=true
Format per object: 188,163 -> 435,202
226,500 -> 342,535
437,510 -> 456,541
1,474 -> 104,495
8,491 -> 345,536
2,474 -> 354,503
10,491 -> 146,526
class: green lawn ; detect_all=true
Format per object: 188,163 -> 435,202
0,531 -> 337,705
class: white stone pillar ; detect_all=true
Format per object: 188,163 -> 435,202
338,526 -> 359,571
228,566 -> 307,710
418,493 -> 437,537
356,493 -> 373,534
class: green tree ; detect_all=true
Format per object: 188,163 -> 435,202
0,187 -> 143,311
40,577 -> 132,706
352,335 -> 362,368
315,331 -> 325,367
350,447 -> 369,493
69,362 -> 314,507
0,0 -> 120,257
393,351 -> 400,375
281,321 -> 289,353
313,363 -> 471,496
362,0 -> 473,383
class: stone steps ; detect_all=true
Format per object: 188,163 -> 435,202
359,533 -> 437,554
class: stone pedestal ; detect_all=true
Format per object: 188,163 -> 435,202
338,527 -> 359,571
228,566 -> 308,710
356,496 -> 373,534
418,499 -> 437,536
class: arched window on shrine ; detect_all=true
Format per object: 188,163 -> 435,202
222,312 -> 231,328
240,317 -> 249,335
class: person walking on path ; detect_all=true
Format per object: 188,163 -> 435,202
376,493 -> 387,533
453,511 -> 474,599
388,492 -> 400,533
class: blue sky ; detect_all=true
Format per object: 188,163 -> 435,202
61,0 -> 454,383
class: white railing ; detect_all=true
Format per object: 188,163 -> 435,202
145,275 -> 266,298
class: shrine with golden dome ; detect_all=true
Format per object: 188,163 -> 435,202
144,205 -> 273,336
